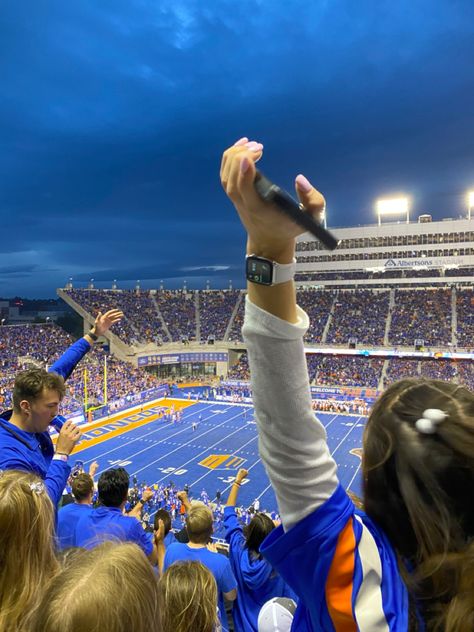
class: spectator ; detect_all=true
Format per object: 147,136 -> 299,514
222,138 -> 474,631
0,309 -> 122,506
0,470 -> 59,632
158,560 -> 220,632
164,503 -> 237,630
31,542 -> 160,632
57,472 -> 94,550
75,467 -> 159,565
224,468 -> 297,632
154,508 -> 176,547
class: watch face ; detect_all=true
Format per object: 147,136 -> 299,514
246,257 -> 273,285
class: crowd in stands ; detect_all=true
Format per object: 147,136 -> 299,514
0,323 -> 161,414
456,360 -> 474,391
326,290 -> 389,346
384,358 -> 419,386
64,287 -> 473,351
419,359 -> 456,382
456,288 -> 474,348
227,353 -> 250,380
227,297 -> 246,342
156,290 -> 197,342
311,356 -> 384,388
199,290 -> 241,341
296,289 -> 334,343
389,289 -> 453,346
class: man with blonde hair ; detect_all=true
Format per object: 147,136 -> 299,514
164,497 -> 237,631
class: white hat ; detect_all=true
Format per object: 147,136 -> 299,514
257,597 -> 297,632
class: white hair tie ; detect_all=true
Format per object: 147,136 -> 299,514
29,481 -> 45,495
415,409 -> 447,434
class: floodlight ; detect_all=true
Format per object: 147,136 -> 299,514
376,198 -> 409,215
375,197 -> 409,225
468,191 -> 474,219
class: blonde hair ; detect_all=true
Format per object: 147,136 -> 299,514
31,542 -> 160,632
185,505 -> 213,544
0,470 -> 59,632
158,561 -> 219,632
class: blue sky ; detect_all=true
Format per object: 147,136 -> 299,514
1,0 -> 474,296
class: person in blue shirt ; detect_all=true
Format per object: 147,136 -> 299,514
154,508 -> 176,548
164,502 -> 237,631
75,467 -> 159,565
224,468 -> 297,632
57,472 -> 94,550
0,309 -> 122,507
221,138 -> 474,631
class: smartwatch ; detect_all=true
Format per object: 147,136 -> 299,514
245,255 -> 296,286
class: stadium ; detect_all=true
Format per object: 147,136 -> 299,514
2,203 -> 473,631
1,210 -> 471,526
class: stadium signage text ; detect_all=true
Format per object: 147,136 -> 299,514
384,256 -> 465,268
138,352 -> 228,367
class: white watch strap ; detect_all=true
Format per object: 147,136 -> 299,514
271,258 -> 297,285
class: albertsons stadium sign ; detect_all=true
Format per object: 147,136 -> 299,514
384,256 -> 465,268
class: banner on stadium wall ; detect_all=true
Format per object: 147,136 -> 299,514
138,352 -> 228,367
215,395 -> 253,403
304,347 -> 474,360
221,380 -> 250,387
384,255 -> 466,269
311,385 -> 378,402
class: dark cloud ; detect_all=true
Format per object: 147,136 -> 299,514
1,0 -> 474,296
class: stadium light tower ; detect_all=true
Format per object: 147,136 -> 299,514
376,197 -> 409,226
468,191 -> 474,220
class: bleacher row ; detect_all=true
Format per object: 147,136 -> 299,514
228,354 -> 474,391
63,287 -> 473,348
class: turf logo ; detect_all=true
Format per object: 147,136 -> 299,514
199,454 -> 246,470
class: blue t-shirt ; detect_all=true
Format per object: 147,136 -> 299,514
75,506 -> 153,557
224,506 -> 297,632
57,502 -> 93,550
164,530 -> 177,547
164,542 -> 237,630
261,484 -> 409,631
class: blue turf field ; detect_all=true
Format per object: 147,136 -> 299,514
73,398 -> 365,515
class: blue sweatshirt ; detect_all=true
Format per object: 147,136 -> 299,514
0,337 -> 91,506
224,506 -> 297,632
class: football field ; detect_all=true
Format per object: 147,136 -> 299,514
68,397 -> 365,515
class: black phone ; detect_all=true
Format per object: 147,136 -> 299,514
254,170 -> 340,250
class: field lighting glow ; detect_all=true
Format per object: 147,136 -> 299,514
376,198 -> 409,215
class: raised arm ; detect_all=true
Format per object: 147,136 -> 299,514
177,490 -> 191,514
49,309 -> 123,380
220,139 -> 338,530
226,468 -> 248,507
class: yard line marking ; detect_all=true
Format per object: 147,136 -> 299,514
88,407 -> 231,470
131,410 -> 257,477
347,461 -> 362,491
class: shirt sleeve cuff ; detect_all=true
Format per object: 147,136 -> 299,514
242,296 -> 309,341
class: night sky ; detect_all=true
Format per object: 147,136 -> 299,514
1,1 -> 474,297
